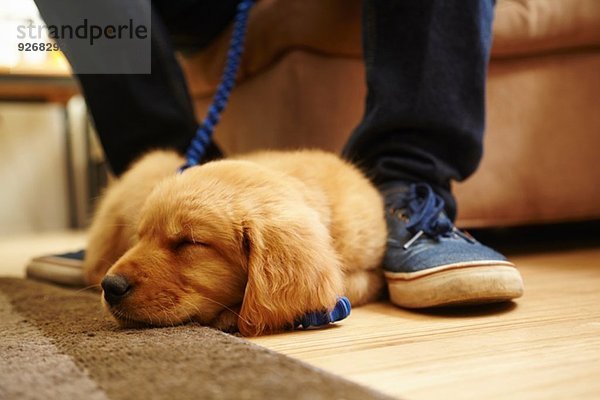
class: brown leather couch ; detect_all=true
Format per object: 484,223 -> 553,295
180,0 -> 600,228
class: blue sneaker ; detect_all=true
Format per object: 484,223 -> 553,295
382,183 -> 523,308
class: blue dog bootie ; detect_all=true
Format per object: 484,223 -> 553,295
296,297 -> 352,329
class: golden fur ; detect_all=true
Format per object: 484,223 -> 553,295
85,149 -> 387,336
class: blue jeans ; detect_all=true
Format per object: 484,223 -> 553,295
35,0 -> 494,220
343,1 -> 495,220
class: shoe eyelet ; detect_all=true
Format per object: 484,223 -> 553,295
394,210 -> 409,223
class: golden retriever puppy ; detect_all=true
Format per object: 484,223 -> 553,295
86,149 -> 387,336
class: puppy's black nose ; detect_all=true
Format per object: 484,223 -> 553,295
101,275 -> 132,306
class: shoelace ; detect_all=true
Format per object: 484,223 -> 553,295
388,183 -> 474,249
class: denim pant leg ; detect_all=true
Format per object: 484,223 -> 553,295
33,0 -> 238,176
342,0 -> 495,220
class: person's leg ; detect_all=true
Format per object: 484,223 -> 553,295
343,0 -> 495,220
33,0 -> 238,175
344,0 -> 523,308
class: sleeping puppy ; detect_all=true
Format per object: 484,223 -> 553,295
84,149 -> 387,336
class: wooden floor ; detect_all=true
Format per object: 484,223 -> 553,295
2,230 -> 599,399
251,245 -> 600,400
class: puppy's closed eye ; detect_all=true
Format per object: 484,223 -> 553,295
171,239 -> 210,251
171,238 -> 210,252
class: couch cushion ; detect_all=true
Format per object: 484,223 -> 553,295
493,0 -> 600,58
181,0 -> 600,96
454,51 -> 600,226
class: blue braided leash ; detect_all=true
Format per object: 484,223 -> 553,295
179,0 -> 255,172
179,0 -> 352,329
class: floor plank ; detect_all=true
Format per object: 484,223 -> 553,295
250,247 -> 600,400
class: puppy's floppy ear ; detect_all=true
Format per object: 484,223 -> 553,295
238,208 -> 344,336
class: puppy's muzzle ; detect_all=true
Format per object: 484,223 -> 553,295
101,275 -> 132,306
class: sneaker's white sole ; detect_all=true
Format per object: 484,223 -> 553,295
385,261 -> 524,308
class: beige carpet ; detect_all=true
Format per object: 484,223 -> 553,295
0,278 -> 393,400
